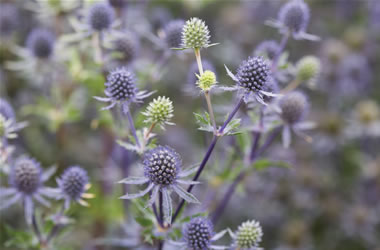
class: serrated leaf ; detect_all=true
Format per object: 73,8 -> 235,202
194,112 -> 214,132
224,118 -> 241,135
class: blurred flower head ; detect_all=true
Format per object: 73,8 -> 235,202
164,19 -> 185,48
88,2 -> 115,31
26,28 -> 55,59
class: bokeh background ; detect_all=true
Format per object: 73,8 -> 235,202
1,0 -> 379,249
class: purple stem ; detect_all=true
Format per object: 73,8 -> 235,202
32,212 -> 42,243
271,31 -> 290,71
211,125 -> 283,225
124,108 -> 140,148
171,96 -> 245,224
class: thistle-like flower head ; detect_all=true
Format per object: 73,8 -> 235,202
106,68 -> 136,101
296,56 -> 321,82
279,0 -> 310,35
197,70 -> 217,91
10,157 -> 42,194
119,145 -> 200,225
355,100 -> 380,124
236,56 -> 270,93
143,145 -> 181,186
279,91 -> 308,124
95,68 -> 154,111
235,220 -> 263,249
142,96 -> 174,128
164,19 -> 185,48
26,28 -> 55,59
182,17 -> 210,49
188,60 -> 215,85
88,3 -> 114,31
0,3 -> 18,36
56,166 -> 93,209
1,157 -> 56,225
114,35 -> 138,64
60,166 -> 88,200
183,217 -> 214,250
254,40 -> 280,60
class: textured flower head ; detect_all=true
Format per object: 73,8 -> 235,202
164,19 -> 185,48
142,96 -> 174,128
106,68 -> 136,101
26,28 -> 55,59
114,35 -> 138,64
188,60 -> 215,85
279,91 -> 308,124
183,217 -> 214,250
235,220 -> 263,249
88,3 -> 114,31
254,40 -> 280,60
56,166 -> 93,209
296,56 -> 321,82
182,17 -> 210,49
1,157 -> 56,225
60,167 -> 88,200
95,68 -> 154,111
143,145 -> 181,186
236,56 -> 270,93
278,0 -> 310,34
197,70 -> 217,91
0,3 -> 18,36
119,145 -> 200,225
10,157 -> 42,194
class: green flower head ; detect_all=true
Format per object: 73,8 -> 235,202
142,96 -> 174,128
196,70 -> 217,91
235,220 -> 263,249
182,17 -> 210,49
296,56 -> 321,82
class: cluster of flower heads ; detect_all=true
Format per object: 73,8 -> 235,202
171,217 -> 263,250
0,155 -> 92,225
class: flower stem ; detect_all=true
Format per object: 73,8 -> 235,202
124,108 -> 140,148
171,96 -> 245,224
280,77 -> 301,93
31,211 -> 42,244
194,48 -> 217,133
271,31 -> 290,71
93,32 -> 103,65
211,125 -> 283,225
144,122 -> 156,140
204,91 -> 217,132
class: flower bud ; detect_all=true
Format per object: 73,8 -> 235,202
197,70 -> 216,91
235,220 -> 263,249
355,100 -> 379,124
142,96 -> 174,126
296,56 -> 321,82
182,17 -> 210,49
